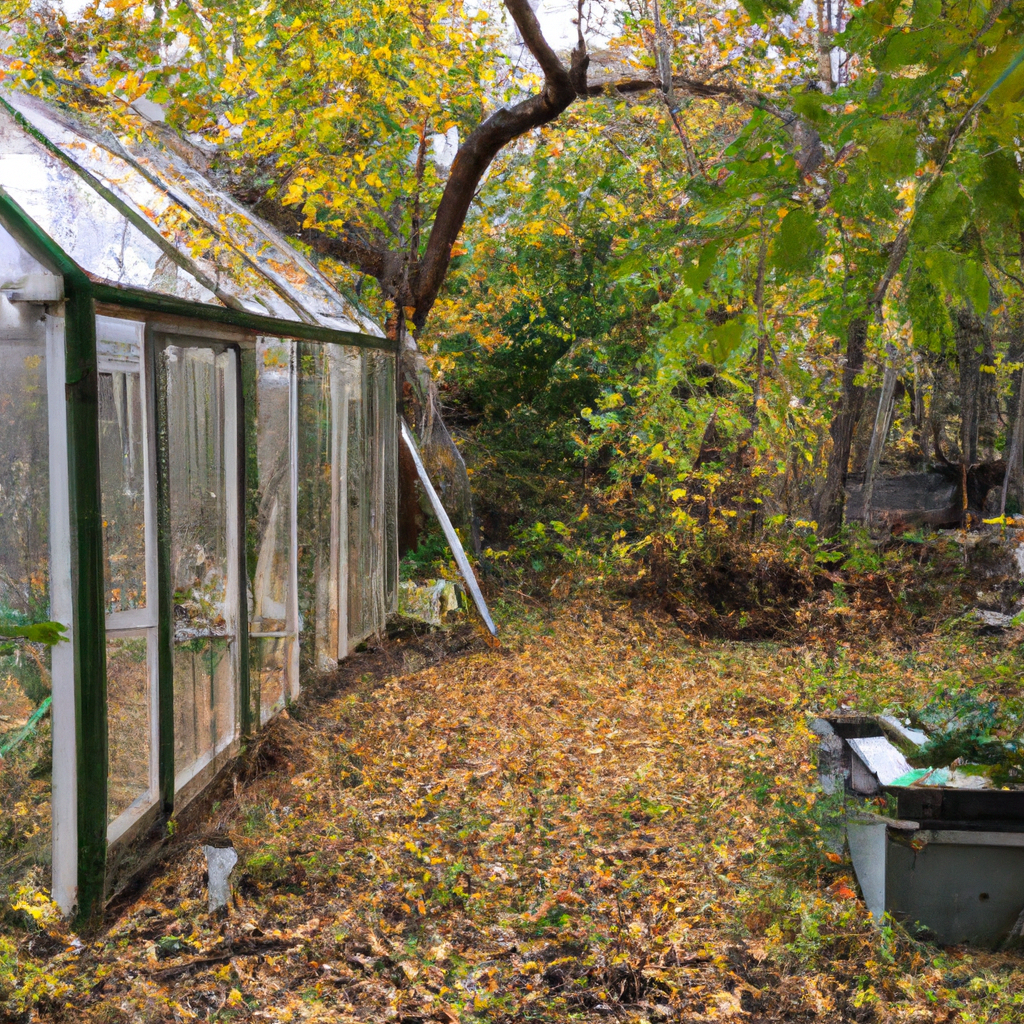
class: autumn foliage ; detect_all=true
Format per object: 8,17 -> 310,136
5,606 -> 1024,1020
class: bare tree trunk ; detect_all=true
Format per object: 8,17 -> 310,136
860,347 -> 899,526
912,353 -> 930,465
956,306 -> 986,466
1001,365 -> 1024,517
815,317 -> 868,537
814,0 -> 836,93
1002,323 -> 1024,513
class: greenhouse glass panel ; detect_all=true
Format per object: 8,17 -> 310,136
346,352 -> 369,645
377,351 -> 399,615
0,302 -> 49,624
106,634 -> 152,823
99,370 -> 147,612
97,316 -> 158,838
296,344 -> 339,670
249,637 -> 289,725
0,220 -> 60,896
163,342 -> 239,787
0,101 -> 214,304
251,340 -> 293,634
349,349 -> 392,645
166,345 -> 231,632
97,320 -> 150,615
0,643 -> 52,892
248,338 -> 297,722
173,638 -> 233,780
3,94 -> 385,333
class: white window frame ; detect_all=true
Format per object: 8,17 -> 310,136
96,315 -> 160,845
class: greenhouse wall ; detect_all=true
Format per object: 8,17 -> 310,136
0,89 -> 398,920
0,219 -> 72,910
0,229 -> 397,918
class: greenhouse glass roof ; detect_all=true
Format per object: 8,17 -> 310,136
0,90 -> 381,337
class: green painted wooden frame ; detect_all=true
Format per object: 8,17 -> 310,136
0,185 -> 395,924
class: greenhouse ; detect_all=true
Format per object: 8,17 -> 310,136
0,91 -> 398,921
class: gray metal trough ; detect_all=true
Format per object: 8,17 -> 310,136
815,713 -> 1024,948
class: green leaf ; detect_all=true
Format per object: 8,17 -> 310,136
863,119 -> 918,178
704,317 -> 748,367
840,0 -> 901,50
684,241 -> 722,292
975,150 -> 1022,222
769,209 -> 821,274
913,174 -> 970,246
961,260 -> 990,316
791,90 -> 830,126
0,621 -> 68,646
739,0 -> 794,22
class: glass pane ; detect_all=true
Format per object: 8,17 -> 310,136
0,266 -> 53,894
296,344 -> 335,669
5,93 -> 383,330
1,99 -> 214,304
106,635 -> 151,823
347,351 -> 368,643
379,352 -> 399,615
0,217 -> 55,287
251,339 -> 292,634
0,644 -> 52,892
249,636 -> 289,726
165,345 -> 230,635
349,349 -> 388,645
99,370 -> 147,613
173,638 -> 233,776
0,334 -> 49,625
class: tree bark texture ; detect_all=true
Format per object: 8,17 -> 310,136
955,306 -> 989,466
1000,365 -> 1024,517
814,0 -> 836,93
859,348 -> 899,525
815,317 -> 868,537
1001,320 -> 1024,513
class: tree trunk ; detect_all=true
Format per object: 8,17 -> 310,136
814,0 -> 836,93
1000,366 -> 1024,517
912,352 -> 930,465
955,306 -> 987,466
1002,321 -> 1024,514
815,317 -> 868,537
860,347 -> 899,526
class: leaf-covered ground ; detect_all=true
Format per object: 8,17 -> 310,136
5,603 -> 1024,1022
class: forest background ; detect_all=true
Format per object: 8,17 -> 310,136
5,0 -> 1024,637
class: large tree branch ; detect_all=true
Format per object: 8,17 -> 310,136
409,0 -> 588,327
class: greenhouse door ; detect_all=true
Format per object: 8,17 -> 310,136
97,317 -> 159,844
160,338 -> 242,796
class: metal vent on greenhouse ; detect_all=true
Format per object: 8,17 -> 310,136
0,90 -> 398,919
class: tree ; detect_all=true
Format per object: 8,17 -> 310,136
11,0 -> 1021,550
4,0 -> 818,536
6,0 -> 588,537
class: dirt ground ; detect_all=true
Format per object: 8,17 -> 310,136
4,601 -> 1024,1022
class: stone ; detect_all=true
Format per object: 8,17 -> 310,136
203,844 -> 238,913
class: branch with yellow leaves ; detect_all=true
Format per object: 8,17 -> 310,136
408,0 -> 589,327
